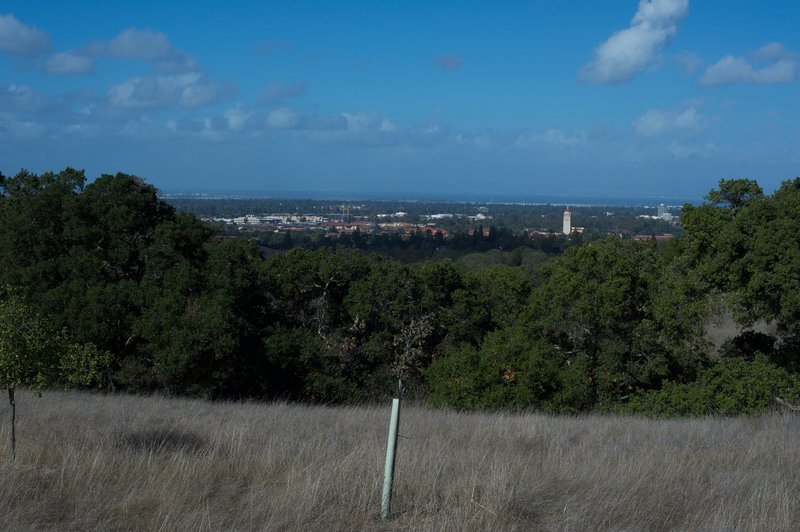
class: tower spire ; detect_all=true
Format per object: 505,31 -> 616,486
562,206 -> 572,235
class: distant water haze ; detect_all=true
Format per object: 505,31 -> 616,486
162,189 -> 702,207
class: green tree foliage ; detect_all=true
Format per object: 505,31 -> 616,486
58,173 -> 175,354
264,249 -> 388,400
0,168 -> 85,294
5,167 -> 800,416
0,297 -> 62,393
343,258 -> 455,384
129,236 -> 265,396
682,178 -> 800,369
678,179 -> 753,290
0,296 -> 110,459
623,357 -> 800,416
427,327 -> 561,410
704,178 -> 763,213
727,179 -> 800,331
429,236 -> 714,413
531,238 -> 672,407
0,170 -> 177,357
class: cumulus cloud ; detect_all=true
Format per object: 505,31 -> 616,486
108,72 -> 235,109
0,112 -> 47,140
86,28 -> 198,73
580,0 -> 689,84
119,114 -> 229,142
541,128 -> 588,146
0,84 -> 92,141
515,128 -> 589,147
259,81 -> 307,105
341,111 -> 394,132
266,107 -> 301,129
455,132 -> 495,148
262,108 -> 446,147
753,42 -> 792,62
118,115 -> 160,139
454,128 -> 591,150
633,106 -> 707,137
700,44 -> 798,86
433,54 -> 462,71
0,84 -> 48,112
44,51 -> 95,75
669,141 -> 717,158
40,27 -> 201,77
223,103 -> 253,131
0,14 -> 50,56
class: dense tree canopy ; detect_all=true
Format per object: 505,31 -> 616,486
2,168 -> 799,414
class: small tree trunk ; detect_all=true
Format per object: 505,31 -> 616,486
8,388 -> 16,462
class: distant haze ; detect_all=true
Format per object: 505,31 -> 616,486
163,189 -> 701,207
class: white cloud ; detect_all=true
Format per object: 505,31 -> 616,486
542,128 -> 588,145
119,114 -> 227,142
0,85 -> 102,136
259,81 -> 306,105
379,118 -> 397,132
40,28 -> 198,77
44,51 -> 95,75
580,0 -> 688,84
751,42 -> 798,62
266,107 -> 301,129
515,128 -> 588,147
341,111 -> 385,132
119,115 -> 159,139
224,103 -> 253,131
289,110 -> 446,147
454,128 -> 590,150
753,43 -> 783,62
102,28 -> 171,59
108,72 -> 234,109
198,117 -> 225,142
669,141 -> 717,158
700,53 -> 798,86
180,82 -> 229,108
456,132 -> 494,148
633,106 -> 707,137
0,112 -> 46,140
0,84 -> 47,112
87,28 -> 197,72
0,14 -> 50,57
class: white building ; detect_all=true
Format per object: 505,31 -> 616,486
563,207 -> 572,235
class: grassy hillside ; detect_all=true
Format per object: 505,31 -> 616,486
1,391 -> 799,530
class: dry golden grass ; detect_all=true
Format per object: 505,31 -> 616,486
1,390 -> 799,530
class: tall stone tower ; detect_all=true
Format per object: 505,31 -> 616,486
562,207 -> 572,235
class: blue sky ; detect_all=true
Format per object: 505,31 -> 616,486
1,0 -> 798,199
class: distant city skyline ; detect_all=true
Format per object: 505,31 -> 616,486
1,1 -> 799,198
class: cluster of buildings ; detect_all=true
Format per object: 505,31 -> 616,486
204,204 -> 677,242
203,213 -> 449,238
637,204 -> 678,222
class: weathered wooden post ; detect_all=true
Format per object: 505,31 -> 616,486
381,380 -> 403,520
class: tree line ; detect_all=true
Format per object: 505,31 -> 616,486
255,223 -> 568,263
2,168 -> 800,415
